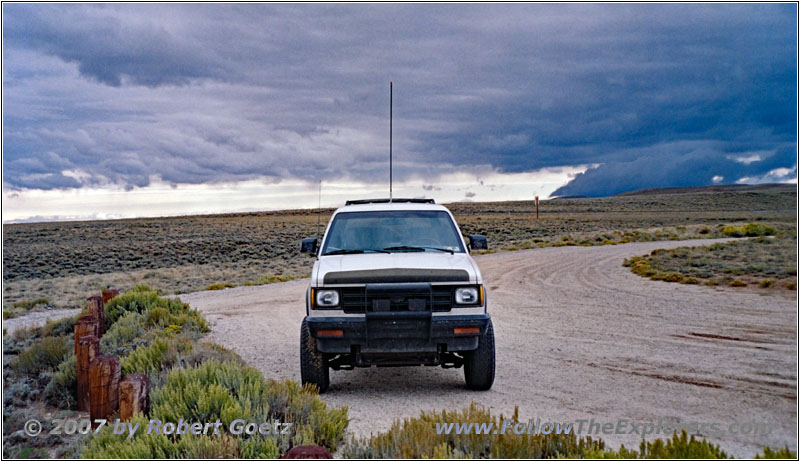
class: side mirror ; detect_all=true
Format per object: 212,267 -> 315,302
468,234 -> 488,250
300,238 -> 318,254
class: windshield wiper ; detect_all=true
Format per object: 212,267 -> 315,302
322,248 -> 390,256
383,246 -> 454,254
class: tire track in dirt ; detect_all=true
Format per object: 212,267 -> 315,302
179,239 -> 796,457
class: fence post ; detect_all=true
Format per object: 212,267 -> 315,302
102,289 -> 119,304
87,296 -> 105,337
76,335 -> 100,412
74,315 -> 98,356
89,355 -> 121,424
119,373 -> 150,421
535,196 -> 539,220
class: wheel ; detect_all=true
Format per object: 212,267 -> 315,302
464,319 -> 495,390
300,319 -> 330,393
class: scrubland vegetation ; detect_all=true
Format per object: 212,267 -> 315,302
3,297 -> 52,319
341,403 -> 793,459
3,185 -> 795,310
3,286 -> 347,458
624,223 -> 796,290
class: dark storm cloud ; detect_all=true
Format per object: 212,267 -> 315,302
553,141 -> 797,197
2,3 -> 796,194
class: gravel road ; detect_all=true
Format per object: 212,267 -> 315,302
178,239 -> 797,457
3,308 -> 81,334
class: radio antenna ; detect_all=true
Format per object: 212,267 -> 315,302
316,180 -> 322,239
389,81 -> 393,202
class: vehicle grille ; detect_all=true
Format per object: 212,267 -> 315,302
340,285 -> 453,313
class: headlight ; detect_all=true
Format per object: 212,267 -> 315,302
315,289 -> 340,307
455,287 -> 479,305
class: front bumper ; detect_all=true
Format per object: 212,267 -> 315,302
307,313 -> 491,354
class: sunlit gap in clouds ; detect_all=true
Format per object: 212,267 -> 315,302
2,164 -> 593,223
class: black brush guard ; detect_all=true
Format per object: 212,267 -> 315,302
308,283 -> 489,369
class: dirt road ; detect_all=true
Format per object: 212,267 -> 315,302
3,308 -> 81,335
178,239 -> 797,457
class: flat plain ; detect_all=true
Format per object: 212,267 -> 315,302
3,184 -> 796,310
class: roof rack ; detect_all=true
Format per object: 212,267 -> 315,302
344,198 -> 435,206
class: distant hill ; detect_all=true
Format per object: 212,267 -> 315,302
615,183 -> 796,197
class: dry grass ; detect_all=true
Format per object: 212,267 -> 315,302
623,230 -> 797,290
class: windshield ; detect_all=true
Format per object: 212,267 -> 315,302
321,210 -> 465,255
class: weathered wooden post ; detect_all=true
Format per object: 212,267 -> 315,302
87,296 -> 105,337
76,335 -> 100,412
74,315 -> 98,356
119,373 -> 150,421
535,196 -> 539,220
89,355 -> 121,424
102,288 -> 119,304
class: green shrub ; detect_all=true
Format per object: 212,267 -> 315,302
343,404 -> 735,459
179,341 -> 245,368
104,285 -> 207,333
342,403 -> 604,459
85,360 -> 348,458
11,324 -> 39,343
744,223 -> 777,237
41,315 -> 80,338
147,307 -> 172,327
155,362 -> 346,451
730,280 -> 748,287
628,259 -> 656,277
723,223 -> 777,238
206,282 -> 236,291
722,225 -> 746,237
105,285 -> 182,327
5,381 -> 34,406
652,272 -> 684,283
755,446 -> 797,459
599,430 -> 728,458
12,297 -> 51,310
265,379 -> 349,451
82,414 -> 182,458
101,312 -> 146,356
83,414 -> 280,458
44,354 -> 77,409
120,336 -> 192,379
14,336 -> 71,376
7,447 -> 50,458
760,279 -> 775,288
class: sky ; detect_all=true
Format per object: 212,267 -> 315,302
2,3 -> 797,222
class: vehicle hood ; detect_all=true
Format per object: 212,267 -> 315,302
313,252 -> 482,286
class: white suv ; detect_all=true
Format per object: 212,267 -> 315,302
299,198 -> 495,392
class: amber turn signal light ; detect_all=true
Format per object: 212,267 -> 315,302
317,329 -> 344,337
454,327 -> 480,335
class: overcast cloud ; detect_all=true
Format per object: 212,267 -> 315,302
2,3 -> 797,201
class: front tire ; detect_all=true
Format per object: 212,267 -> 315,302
464,319 -> 495,390
300,319 -> 329,393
